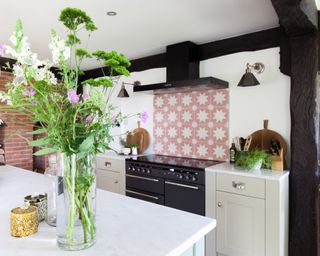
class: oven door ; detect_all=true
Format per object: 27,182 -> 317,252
164,180 -> 205,215
126,189 -> 164,205
126,174 -> 164,194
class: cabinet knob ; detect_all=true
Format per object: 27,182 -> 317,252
217,202 -> 222,207
114,180 -> 119,184
232,181 -> 245,190
105,162 -> 111,167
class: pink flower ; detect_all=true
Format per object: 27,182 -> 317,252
22,88 -> 36,96
85,115 -> 93,124
68,90 -> 79,104
82,93 -> 90,100
32,100 -> 37,105
141,111 -> 148,124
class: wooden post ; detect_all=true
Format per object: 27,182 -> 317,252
270,0 -> 319,255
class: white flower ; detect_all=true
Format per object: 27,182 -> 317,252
49,31 -> 70,65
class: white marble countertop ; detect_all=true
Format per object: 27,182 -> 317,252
206,162 -> 289,181
0,165 -> 215,256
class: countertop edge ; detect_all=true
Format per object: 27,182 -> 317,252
206,162 -> 289,181
167,219 -> 216,256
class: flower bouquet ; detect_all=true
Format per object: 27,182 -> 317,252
0,7 -> 146,250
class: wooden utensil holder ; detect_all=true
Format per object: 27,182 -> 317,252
271,148 -> 284,171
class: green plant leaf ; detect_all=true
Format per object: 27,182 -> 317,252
28,137 -> 50,147
26,128 -> 47,135
79,135 -> 94,152
34,147 -> 57,156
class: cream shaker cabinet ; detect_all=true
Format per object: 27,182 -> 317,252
96,154 -> 125,195
205,163 -> 289,256
216,191 -> 265,256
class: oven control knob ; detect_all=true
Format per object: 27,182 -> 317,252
141,169 -> 145,173
132,167 -> 136,171
128,166 -> 132,171
146,169 -> 151,174
191,176 -> 197,181
176,174 -> 183,179
137,168 -> 141,172
185,175 -> 190,180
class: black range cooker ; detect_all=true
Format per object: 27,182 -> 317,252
125,154 -> 222,216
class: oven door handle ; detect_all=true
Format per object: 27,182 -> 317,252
126,174 -> 159,182
165,181 -> 199,190
126,189 -> 160,200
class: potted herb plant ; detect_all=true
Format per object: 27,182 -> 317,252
235,149 -> 272,170
120,137 -> 131,155
131,144 -> 139,155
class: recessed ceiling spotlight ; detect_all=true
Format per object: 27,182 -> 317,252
107,11 -> 117,16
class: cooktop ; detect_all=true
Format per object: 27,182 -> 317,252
128,154 -> 222,169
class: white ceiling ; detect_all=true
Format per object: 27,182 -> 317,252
0,0 -> 279,70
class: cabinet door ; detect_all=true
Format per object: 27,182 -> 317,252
216,191 -> 265,256
97,169 -> 120,194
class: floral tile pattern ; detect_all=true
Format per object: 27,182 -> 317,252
153,89 -> 229,161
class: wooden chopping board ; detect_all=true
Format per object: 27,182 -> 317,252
248,120 -> 287,156
126,121 -> 150,154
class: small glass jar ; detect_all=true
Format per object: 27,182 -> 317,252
44,153 -> 63,226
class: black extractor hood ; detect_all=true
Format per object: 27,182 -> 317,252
133,41 -> 228,94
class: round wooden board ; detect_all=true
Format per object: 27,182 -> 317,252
248,120 -> 287,156
126,121 -> 150,154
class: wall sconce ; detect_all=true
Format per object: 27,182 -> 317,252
237,62 -> 265,87
117,81 -> 141,98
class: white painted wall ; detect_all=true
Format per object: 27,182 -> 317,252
105,47 -> 291,158
201,48 -> 291,150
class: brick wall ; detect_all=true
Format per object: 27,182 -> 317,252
0,71 -> 34,170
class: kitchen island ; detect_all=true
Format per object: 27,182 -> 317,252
0,165 -> 215,256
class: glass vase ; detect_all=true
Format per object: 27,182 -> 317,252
56,153 -> 96,251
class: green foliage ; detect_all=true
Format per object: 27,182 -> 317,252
82,77 -> 113,88
59,7 -> 97,31
66,34 -> 81,46
92,50 -> 131,76
235,149 -> 272,170
75,48 -> 92,58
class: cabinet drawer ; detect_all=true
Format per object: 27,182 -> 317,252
217,173 -> 265,199
96,156 -> 124,172
97,169 -> 120,193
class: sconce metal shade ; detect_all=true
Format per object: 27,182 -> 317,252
117,84 -> 129,97
237,71 -> 260,87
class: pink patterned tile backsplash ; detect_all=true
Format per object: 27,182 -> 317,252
153,89 -> 229,161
